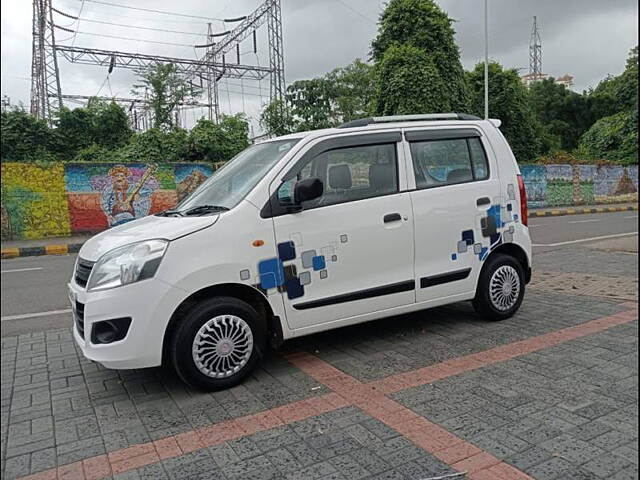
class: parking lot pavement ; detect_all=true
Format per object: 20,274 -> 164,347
1,239 -> 638,479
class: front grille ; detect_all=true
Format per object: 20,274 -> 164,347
74,301 -> 85,339
75,259 -> 94,288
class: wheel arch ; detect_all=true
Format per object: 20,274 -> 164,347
162,283 -> 282,365
485,243 -> 531,283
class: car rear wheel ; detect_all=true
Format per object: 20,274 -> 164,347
170,297 -> 266,390
473,253 -> 525,321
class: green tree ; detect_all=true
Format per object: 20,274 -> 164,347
260,99 -> 296,136
55,99 -> 132,159
371,0 -> 469,112
88,99 -> 132,149
326,59 -> 376,122
578,110 -> 638,165
467,62 -> 541,162
286,78 -> 335,130
187,114 -> 250,162
0,109 -> 56,162
124,127 -> 189,163
133,63 -> 199,131
589,46 -> 638,119
55,106 -> 94,157
529,78 -> 595,151
374,44 -> 448,115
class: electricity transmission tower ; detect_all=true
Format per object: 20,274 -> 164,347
529,16 -> 543,82
29,0 -> 286,128
30,0 -> 63,123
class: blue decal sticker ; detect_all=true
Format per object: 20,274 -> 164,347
462,230 -> 474,245
286,277 -> 304,299
258,258 -> 285,289
277,241 -> 296,262
312,255 -> 326,271
451,253 -> 458,261
488,205 -> 503,228
507,203 -> 513,211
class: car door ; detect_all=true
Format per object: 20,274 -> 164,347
404,127 -> 503,304
262,132 -> 415,331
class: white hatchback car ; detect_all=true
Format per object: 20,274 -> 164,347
69,113 -> 532,390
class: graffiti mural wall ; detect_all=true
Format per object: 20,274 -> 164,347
520,164 -> 637,208
1,162 -> 213,239
66,163 -> 178,232
0,162 -> 636,240
1,163 -> 72,239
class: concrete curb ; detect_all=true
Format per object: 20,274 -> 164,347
1,243 -> 84,259
1,204 -> 637,259
529,204 -> 638,218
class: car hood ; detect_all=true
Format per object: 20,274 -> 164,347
78,214 -> 219,261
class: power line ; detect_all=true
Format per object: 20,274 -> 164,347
73,17 -> 211,36
81,0 -> 225,22
71,30 -> 194,47
71,0 -> 86,47
334,0 -> 377,24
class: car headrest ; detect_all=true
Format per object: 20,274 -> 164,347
447,168 -> 473,184
369,163 -> 394,191
328,164 -> 352,190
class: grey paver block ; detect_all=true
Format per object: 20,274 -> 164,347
328,453 -> 370,479
568,421 -> 613,441
590,429 -> 637,451
539,433 -> 607,465
582,452 -> 633,478
526,456 -> 575,480
3,453 -> 30,479
266,447 -> 303,473
30,447 -> 56,473
285,460 -> 337,480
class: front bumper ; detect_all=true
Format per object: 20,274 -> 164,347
69,277 -> 186,369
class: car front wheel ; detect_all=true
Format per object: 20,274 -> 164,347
170,297 -> 265,390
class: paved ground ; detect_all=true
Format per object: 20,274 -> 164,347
1,212 -> 638,480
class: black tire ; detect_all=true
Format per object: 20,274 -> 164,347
170,296 -> 266,391
473,253 -> 525,321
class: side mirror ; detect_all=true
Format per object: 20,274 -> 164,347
294,177 -> 323,205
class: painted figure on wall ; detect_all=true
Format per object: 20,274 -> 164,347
174,164 -> 213,202
101,164 -> 157,226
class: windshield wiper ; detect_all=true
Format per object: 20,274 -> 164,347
182,205 -> 230,216
156,209 -> 183,217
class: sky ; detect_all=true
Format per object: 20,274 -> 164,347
1,0 -> 637,134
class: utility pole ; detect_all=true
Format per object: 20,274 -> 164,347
484,0 -> 489,119
529,16 -> 543,82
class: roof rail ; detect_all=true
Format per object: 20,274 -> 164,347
338,113 -> 482,129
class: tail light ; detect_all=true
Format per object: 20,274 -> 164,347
517,174 -> 528,227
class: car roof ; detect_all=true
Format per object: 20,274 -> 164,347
264,117 -> 497,144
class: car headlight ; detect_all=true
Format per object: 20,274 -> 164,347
87,240 -> 168,292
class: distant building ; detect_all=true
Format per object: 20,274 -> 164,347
521,73 -> 574,88
554,74 -> 574,88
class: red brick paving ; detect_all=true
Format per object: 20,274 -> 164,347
18,302 -> 637,480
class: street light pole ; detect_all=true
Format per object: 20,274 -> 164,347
484,0 -> 489,119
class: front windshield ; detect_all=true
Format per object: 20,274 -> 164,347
177,139 -> 300,212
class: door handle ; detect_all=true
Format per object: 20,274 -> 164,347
383,213 -> 402,223
476,197 -> 491,207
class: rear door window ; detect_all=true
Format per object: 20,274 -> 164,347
410,137 -> 489,189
